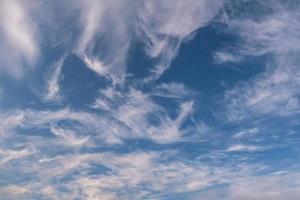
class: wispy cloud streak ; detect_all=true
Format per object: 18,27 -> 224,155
0,0 -> 39,78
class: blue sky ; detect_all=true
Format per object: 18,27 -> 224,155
0,0 -> 300,199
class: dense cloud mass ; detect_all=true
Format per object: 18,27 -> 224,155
0,0 -> 299,199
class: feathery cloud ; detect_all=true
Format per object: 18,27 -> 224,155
0,0 -> 39,78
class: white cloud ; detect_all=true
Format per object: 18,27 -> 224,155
222,1 -> 300,120
226,173 -> 300,200
190,172 -> 300,200
0,112 -> 298,199
175,101 -> 194,126
1,144 -> 297,200
0,185 -> 29,200
0,150 -> 228,199
232,128 -> 259,139
0,147 -> 33,166
75,0 -> 104,55
80,54 -> 108,78
73,0 -> 132,84
89,84 -> 197,144
150,82 -> 195,99
214,51 -> 241,64
137,0 -> 224,80
0,112 -> 24,135
44,55 -> 67,102
0,85 -> 196,145
0,0 -> 223,82
226,144 -> 266,152
0,0 -> 39,78
1,1 -> 299,199
59,0 -> 224,83
50,125 -> 90,148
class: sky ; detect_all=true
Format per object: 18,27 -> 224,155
0,0 -> 300,199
